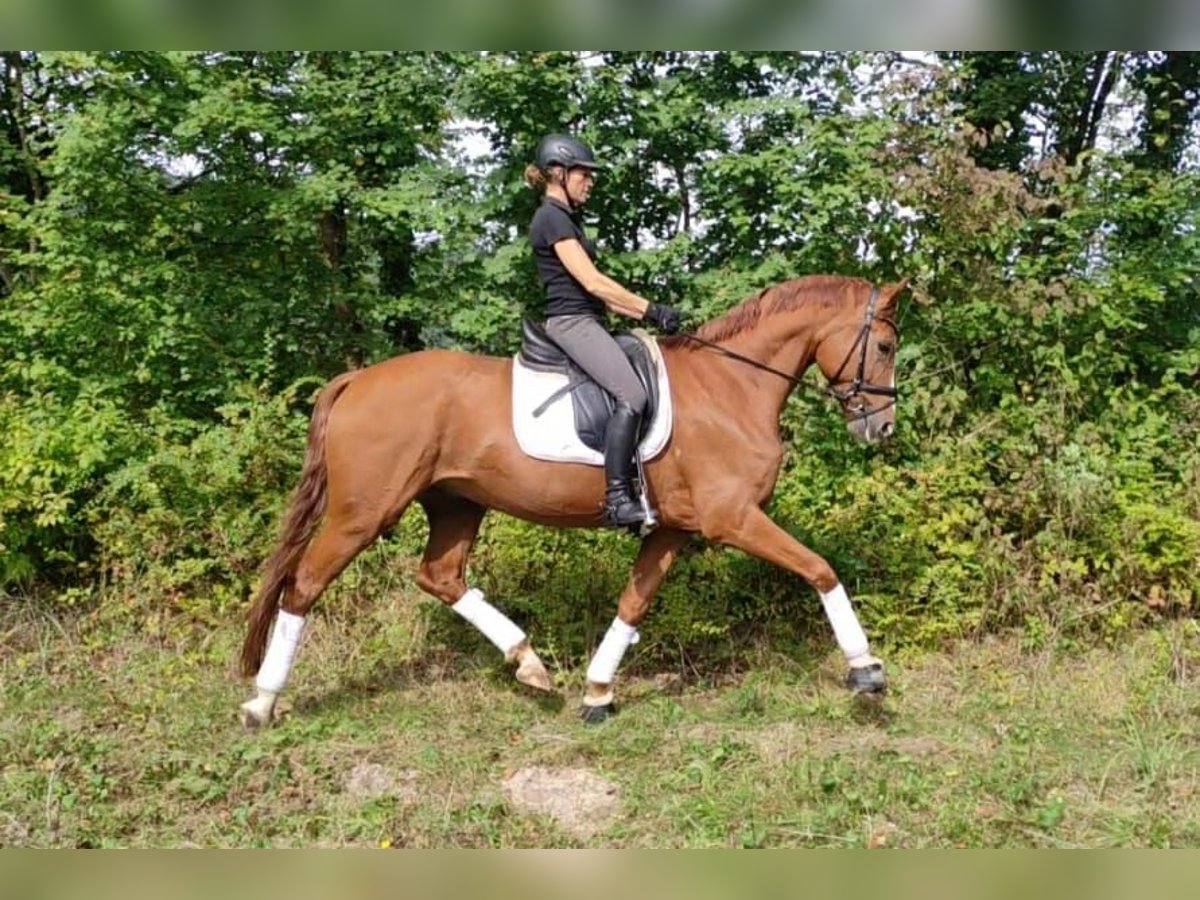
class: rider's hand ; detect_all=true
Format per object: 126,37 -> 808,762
645,302 -> 684,335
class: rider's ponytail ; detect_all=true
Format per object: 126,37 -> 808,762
523,163 -> 547,191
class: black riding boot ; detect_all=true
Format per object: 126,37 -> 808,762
603,403 -> 645,529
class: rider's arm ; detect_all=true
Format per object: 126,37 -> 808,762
553,239 -> 652,320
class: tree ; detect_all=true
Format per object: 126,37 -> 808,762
1129,51 -> 1200,172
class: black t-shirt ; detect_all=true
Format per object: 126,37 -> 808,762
529,197 -> 604,318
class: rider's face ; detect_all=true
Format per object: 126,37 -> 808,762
565,167 -> 596,205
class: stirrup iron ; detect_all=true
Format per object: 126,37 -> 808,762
633,451 -> 658,535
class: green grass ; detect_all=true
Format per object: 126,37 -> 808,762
3,590 -> 1199,848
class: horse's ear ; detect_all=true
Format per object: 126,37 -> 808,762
880,278 -> 911,313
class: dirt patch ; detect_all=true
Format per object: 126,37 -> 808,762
501,767 -> 620,839
344,762 -> 420,804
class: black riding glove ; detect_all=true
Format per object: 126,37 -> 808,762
645,302 -> 683,335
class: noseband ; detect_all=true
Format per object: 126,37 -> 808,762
682,286 -> 898,421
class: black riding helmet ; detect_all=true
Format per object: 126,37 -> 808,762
535,133 -> 603,172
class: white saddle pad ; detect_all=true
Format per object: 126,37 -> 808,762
511,329 -> 673,466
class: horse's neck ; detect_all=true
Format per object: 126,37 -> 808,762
718,310 -> 824,420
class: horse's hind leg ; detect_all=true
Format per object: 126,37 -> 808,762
240,507 -> 388,728
417,492 -> 552,692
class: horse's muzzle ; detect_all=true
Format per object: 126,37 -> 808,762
847,412 -> 895,444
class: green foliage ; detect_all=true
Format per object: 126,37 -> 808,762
87,381 -> 316,619
0,385 -> 136,583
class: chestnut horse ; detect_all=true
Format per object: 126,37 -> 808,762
240,274 -> 906,727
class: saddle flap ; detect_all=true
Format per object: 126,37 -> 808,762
569,336 -> 659,452
512,322 -> 671,465
519,319 -> 660,454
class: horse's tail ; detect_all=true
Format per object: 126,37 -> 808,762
240,370 -> 360,677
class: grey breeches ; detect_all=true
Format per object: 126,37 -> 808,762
544,314 -> 648,414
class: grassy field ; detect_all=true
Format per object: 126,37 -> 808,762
3,589 -> 1199,848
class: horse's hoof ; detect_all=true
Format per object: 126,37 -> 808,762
515,652 -> 554,692
580,703 -> 616,725
239,696 -> 275,730
846,663 -> 887,695
240,707 -> 270,730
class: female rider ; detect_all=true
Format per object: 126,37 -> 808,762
524,133 -> 684,529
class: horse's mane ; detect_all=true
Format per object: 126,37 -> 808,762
663,274 -> 872,348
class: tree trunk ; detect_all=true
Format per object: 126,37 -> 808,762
2,51 -> 46,203
1055,51 -> 1118,168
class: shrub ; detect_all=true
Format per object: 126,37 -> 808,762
88,381 -> 318,621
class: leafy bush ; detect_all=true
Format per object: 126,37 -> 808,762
0,385 -> 137,585
88,381 -> 317,621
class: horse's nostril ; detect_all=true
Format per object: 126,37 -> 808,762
880,421 -> 894,439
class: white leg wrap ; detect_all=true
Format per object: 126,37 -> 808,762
586,617 -> 640,686
452,588 -> 525,656
255,610 -> 307,694
820,584 -> 871,663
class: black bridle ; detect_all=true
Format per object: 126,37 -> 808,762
824,286 -> 899,420
681,286 -> 898,422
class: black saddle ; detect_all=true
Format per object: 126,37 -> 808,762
518,318 -> 660,454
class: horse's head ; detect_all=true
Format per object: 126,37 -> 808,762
815,279 -> 906,444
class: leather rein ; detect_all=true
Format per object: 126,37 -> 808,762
680,286 -> 898,422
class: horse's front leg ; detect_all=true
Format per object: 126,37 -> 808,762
581,527 -> 691,723
705,507 -> 886,694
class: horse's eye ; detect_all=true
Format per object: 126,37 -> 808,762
878,342 -> 893,355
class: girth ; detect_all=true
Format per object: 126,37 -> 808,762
518,318 -> 660,454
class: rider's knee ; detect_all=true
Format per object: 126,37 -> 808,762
622,386 -> 648,416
